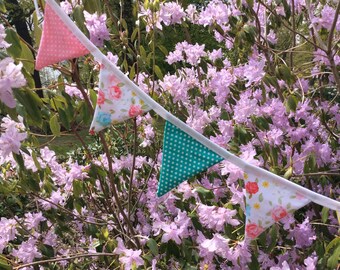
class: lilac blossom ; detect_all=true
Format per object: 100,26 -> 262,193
233,91 -> 259,123
197,204 -> 240,231
242,58 -> 266,87
60,1 -> 73,15
159,2 -> 186,26
0,58 -> 26,108
199,233 -> 230,259
312,5 -> 340,31
24,212 -> 46,230
0,24 -> 10,48
289,217 -> 316,248
113,238 -> 144,270
198,0 -> 229,26
84,11 -> 110,47
65,84 -> 84,99
0,116 -> 27,158
12,238 -> 42,263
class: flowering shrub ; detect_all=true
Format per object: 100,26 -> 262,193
0,0 -> 339,269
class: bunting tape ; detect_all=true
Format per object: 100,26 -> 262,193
42,0 -> 340,213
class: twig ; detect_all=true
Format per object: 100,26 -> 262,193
13,252 -> 116,270
128,118 -> 138,220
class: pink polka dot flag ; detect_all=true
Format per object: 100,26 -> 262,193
35,4 -> 89,70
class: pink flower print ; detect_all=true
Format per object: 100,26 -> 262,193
128,105 -> 143,118
271,206 -> 288,222
97,90 -> 105,105
245,223 -> 264,239
245,181 -> 259,195
109,85 -> 122,100
295,192 -> 305,200
108,74 -> 119,84
89,127 -> 95,135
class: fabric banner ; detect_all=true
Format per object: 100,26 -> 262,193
244,167 -> 311,239
89,65 -> 150,133
157,121 -> 224,197
35,4 -> 89,70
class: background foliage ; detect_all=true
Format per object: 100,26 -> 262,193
0,0 -> 339,269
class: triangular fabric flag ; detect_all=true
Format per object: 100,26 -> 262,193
89,65 -> 150,133
157,121 -> 224,197
244,168 -> 311,239
35,3 -> 89,70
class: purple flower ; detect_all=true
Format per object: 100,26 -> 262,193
113,238 -> 144,270
84,11 -> 110,47
12,238 -> 42,263
0,58 -> 26,108
159,2 -> 186,26
24,212 -> 46,230
197,204 -> 240,232
243,58 -> 266,87
200,233 -> 230,259
233,92 -> 259,124
60,1 -> 72,15
304,254 -> 318,270
0,116 -> 27,158
289,217 -> 316,248
65,84 -> 84,99
0,24 -> 10,48
198,0 -> 229,26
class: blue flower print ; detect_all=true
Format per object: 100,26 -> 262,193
96,111 -> 111,127
246,204 -> 251,217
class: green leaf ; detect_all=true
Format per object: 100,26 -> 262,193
0,258 -> 12,270
325,237 -> 340,254
33,11 -> 42,46
49,114 -> 61,136
283,167 -> 293,179
140,45 -> 147,60
83,0 -> 102,14
73,180 -> 83,198
195,186 -> 214,200
20,41 -> 35,74
267,225 -> 278,252
303,153 -> 317,174
285,95 -> 298,112
5,28 -> 22,57
40,244 -> 55,258
73,6 -> 89,35
154,65 -> 163,80
327,245 -> 340,269
147,238 -> 159,256
321,207 -> 329,223
13,89 -> 42,125
58,108 -> 71,130
157,45 -> 168,56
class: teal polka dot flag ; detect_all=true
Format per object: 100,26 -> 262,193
157,121 -> 224,197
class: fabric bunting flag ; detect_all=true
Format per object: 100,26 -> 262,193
35,4 -> 89,70
157,121 -> 224,197
244,168 -> 310,239
89,66 -> 150,133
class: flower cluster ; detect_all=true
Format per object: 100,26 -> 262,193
0,58 -> 26,108
84,11 -> 110,47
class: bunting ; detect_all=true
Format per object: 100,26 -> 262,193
35,4 -> 89,70
244,168 -> 310,239
157,121 -> 224,197
35,0 -> 340,242
89,65 -> 150,133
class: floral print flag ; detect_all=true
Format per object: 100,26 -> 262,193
35,4 -> 89,70
90,65 -> 150,133
244,167 -> 311,239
